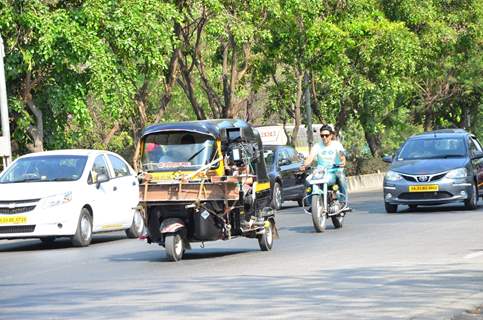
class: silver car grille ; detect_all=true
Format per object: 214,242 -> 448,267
401,172 -> 447,183
0,199 -> 40,215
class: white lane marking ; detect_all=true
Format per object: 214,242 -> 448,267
464,251 -> 483,259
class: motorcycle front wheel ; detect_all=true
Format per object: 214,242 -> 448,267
311,194 -> 327,233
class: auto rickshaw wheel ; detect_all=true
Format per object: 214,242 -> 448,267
258,220 -> 273,251
165,233 -> 184,262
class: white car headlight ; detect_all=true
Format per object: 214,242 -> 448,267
385,170 -> 403,181
446,168 -> 467,179
40,192 -> 73,209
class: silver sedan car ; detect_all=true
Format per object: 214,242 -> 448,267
383,129 -> 483,213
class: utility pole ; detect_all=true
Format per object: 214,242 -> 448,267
304,71 -> 313,152
0,34 -> 12,168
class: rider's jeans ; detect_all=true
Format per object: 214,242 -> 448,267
334,169 -> 348,203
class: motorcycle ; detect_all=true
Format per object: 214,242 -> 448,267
303,165 -> 351,232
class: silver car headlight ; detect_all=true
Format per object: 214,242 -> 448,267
385,170 -> 403,181
40,191 -> 73,209
445,168 -> 468,179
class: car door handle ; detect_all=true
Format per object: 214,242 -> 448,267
113,186 -> 118,191
132,181 -> 136,186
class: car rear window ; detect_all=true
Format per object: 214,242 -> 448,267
398,138 -> 467,160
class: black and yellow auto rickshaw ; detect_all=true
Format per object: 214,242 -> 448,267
137,119 -> 277,261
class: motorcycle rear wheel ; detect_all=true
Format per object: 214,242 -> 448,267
311,195 -> 326,233
331,214 -> 344,229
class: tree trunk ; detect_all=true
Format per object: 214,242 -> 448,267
310,77 -> 325,123
102,123 -> 119,146
178,54 -> 206,120
23,72 -> 43,152
291,70 -> 303,147
364,130 -> 382,157
155,46 -> 181,123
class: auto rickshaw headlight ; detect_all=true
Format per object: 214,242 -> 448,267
306,186 -> 312,193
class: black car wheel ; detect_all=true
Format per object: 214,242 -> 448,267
385,202 -> 398,213
271,182 -> 282,210
464,181 -> 478,210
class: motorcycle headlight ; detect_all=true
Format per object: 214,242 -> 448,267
385,170 -> 402,181
40,192 -> 73,209
445,168 -> 467,179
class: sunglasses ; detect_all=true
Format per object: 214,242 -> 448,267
320,134 -> 331,138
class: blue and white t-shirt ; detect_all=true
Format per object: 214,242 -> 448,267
312,141 -> 345,168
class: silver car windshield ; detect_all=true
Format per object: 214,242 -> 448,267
142,132 -> 216,172
398,138 -> 467,160
0,155 -> 88,183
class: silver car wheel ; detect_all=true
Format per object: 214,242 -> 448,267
133,210 -> 144,235
80,214 -> 92,243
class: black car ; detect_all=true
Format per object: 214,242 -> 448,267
383,129 -> 483,212
264,145 -> 306,209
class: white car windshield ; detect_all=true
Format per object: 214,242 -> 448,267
398,138 -> 467,160
142,132 -> 216,171
0,155 -> 88,183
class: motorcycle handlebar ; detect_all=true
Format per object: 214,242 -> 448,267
301,164 -> 343,172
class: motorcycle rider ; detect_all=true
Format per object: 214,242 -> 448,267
301,124 -> 348,207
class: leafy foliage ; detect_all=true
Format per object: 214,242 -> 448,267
0,0 -> 480,173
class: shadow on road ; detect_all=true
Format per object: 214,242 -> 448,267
1,263 -> 482,320
109,247 -> 259,263
0,234 -> 127,252
353,195 -> 479,215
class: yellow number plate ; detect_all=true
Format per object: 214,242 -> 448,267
0,215 -> 27,224
409,185 -> 439,192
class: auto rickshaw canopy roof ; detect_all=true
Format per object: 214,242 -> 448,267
141,119 -> 258,141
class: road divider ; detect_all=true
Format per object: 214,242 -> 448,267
347,172 -> 385,192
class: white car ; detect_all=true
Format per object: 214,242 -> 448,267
0,149 -> 144,247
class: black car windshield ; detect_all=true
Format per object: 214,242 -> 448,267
141,132 -> 216,171
398,138 -> 467,160
0,155 -> 88,183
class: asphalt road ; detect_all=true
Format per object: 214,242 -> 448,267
1,188 -> 482,320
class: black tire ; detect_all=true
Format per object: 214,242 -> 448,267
258,220 -> 274,251
165,233 -> 184,262
297,199 -> 304,207
271,182 -> 283,210
40,237 -> 56,245
385,202 -> 398,213
72,208 -> 93,247
125,209 -> 145,239
331,214 -> 344,229
464,181 -> 478,210
311,195 -> 326,233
